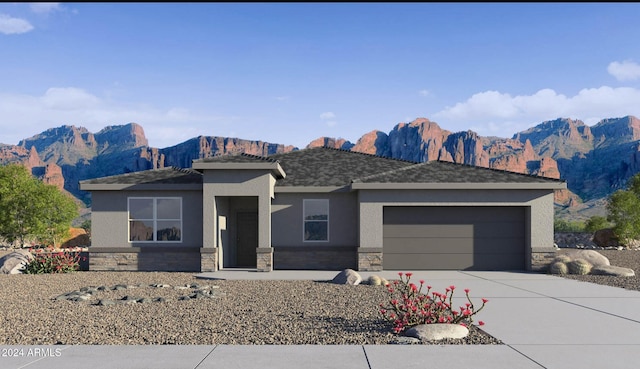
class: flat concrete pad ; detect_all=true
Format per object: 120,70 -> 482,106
511,344 -> 640,369
494,278 -> 640,298
558,297 -> 640,322
3,345 -> 214,369
364,345 -> 542,369
197,345 -> 369,369
479,297 -> 640,345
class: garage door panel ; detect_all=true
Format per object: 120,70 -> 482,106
383,206 -> 524,224
383,224 -> 474,238
383,253 -> 525,271
382,206 -> 525,271
384,237 -> 523,254
384,224 -> 524,238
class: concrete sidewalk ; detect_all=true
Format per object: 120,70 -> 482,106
2,271 -> 640,369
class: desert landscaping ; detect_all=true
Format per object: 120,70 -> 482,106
0,245 -> 638,346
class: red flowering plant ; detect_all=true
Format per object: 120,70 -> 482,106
379,272 -> 488,334
22,245 -> 84,274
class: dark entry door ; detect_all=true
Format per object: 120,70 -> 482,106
236,212 -> 258,267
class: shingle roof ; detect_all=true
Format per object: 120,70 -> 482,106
195,152 -> 279,164
80,167 -> 202,185
81,147 -> 565,188
353,160 -> 565,184
267,147 -> 416,186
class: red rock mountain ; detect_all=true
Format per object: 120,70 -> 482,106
3,116 -> 640,220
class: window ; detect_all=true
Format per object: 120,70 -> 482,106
128,197 -> 182,242
303,199 -> 329,241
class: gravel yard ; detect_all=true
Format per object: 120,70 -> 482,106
1,248 -> 637,346
0,271 -> 497,345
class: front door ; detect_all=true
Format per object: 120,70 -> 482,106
236,212 -> 258,267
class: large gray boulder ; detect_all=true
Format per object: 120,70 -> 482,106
591,265 -> 636,277
0,249 -> 34,274
331,269 -> 362,285
561,250 -> 610,267
405,324 -> 469,341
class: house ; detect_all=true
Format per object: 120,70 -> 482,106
79,147 -> 566,272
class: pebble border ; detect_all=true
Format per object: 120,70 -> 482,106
54,283 -> 224,305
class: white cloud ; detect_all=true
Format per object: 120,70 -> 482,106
320,111 -> 336,120
0,87 -> 229,148
274,96 -> 290,102
433,86 -> 640,137
608,60 -> 640,81
29,3 -> 61,15
418,89 -> 430,97
0,14 -> 34,34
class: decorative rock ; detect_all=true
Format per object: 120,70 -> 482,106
331,269 -> 362,285
0,249 -> 34,274
591,265 -> 636,277
561,250 -> 610,267
112,284 -> 128,291
154,297 -> 166,303
593,229 -> 618,248
97,299 -> 116,306
389,336 -> 421,345
405,324 -> 470,341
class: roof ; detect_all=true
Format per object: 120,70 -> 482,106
353,160 -> 565,184
79,147 -> 566,190
267,147 -> 416,187
79,167 -> 202,190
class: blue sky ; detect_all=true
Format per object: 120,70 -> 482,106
2,3 -> 640,149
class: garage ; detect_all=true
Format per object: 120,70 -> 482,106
383,206 -> 526,270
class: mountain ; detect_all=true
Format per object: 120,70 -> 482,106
4,116 -> 640,221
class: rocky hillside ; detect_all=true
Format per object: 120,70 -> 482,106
4,116 -> 640,221
0,123 -> 295,204
309,116 -> 640,219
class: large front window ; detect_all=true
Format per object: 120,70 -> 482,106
128,197 -> 182,242
303,199 -> 329,241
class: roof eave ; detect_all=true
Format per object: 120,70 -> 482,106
350,182 -> 567,190
191,162 -> 286,179
79,183 -> 203,191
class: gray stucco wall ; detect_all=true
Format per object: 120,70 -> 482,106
271,191 -> 358,247
202,169 -> 274,253
358,189 -> 555,264
90,189 -> 203,249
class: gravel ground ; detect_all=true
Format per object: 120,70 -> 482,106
0,272 -> 498,345
557,249 -> 640,291
2,249 -> 636,346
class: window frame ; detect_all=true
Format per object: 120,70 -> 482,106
128,197 -> 183,243
302,199 -> 329,242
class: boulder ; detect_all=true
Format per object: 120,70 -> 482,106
405,324 -> 469,341
591,265 -> 635,277
331,269 -> 362,285
0,249 -> 33,274
593,228 -> 619,248
366,275 -> 382,286
561,250 -> 610,267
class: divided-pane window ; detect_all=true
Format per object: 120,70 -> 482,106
128,197 -> 182,242
303,199 -> 329,241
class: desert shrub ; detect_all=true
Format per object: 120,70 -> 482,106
22,246 -> 83,274
584,216 -> 612,234
378,272 -> 487,334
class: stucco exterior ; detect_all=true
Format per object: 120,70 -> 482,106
80,147 -> 566,272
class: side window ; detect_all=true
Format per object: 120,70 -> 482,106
128,197 -> 182,242
303,199 -> 329,242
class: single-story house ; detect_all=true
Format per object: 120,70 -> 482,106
79,146 -> 566,272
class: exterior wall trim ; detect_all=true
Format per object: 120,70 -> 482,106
351,182 -> 566,190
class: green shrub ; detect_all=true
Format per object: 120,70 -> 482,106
554,218 -> 586,233
584,216 -> 612,233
